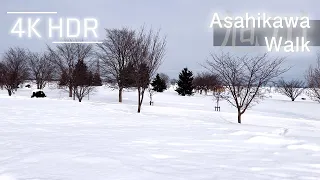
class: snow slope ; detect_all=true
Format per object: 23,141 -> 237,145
0,84 -> 319,180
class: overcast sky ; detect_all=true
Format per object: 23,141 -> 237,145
1,0 -> 319,79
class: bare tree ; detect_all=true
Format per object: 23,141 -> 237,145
48,40 -> 93,98
159,73 -> 170,87
0,47 -> 29,96
27,52 -> 55,89
170,78 -> 177,85
306,54 -> 320,103
0,63 -> 4,90
276,78 -> 305,101
193,72 -> 220,95
205,52 -> 287,123
96,28 -> 136,103
132,28 -> 166,113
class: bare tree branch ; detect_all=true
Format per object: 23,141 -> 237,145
132,27 -> 166,113
27,51 -> 55,89
306,53 -> 320,103
204,52 -> 287,123
96,28 -> 136,102
0,47 -> 29,96
47,40 -> 93,98
276,78 -> 305,101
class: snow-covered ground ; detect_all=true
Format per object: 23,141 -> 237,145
0,83 -> 320,180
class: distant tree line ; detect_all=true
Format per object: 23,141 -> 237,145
0,27 -> 166,113
2,26 -> 320,122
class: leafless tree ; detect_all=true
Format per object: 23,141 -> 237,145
96,28 -> 136,103
193,72 -> 220,95
27,52 -> 55,89
0,63 -> 4,90
131,28 -> 166,113
306,54 -> 320,103
276,79 -> 305,101
0,47 -> 29,96
48,40 -> 93,98
159,73 -> 170,87
204,52 -> 287,124
170,78 -> 177,85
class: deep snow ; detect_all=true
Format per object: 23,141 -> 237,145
0,83 -> 320,180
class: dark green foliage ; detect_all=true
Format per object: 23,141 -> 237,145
92,72 -> 102,86
175,68 -> 194,96
59,71 -> 68,86
73,60 -> 90,86
87,71 -> 94,86
151,73 -> 167,92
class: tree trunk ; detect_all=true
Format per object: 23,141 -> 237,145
7,89 -> 12,96
79,98 -> 82,102
69,86 -> 72,97
138,88 -> 141,113
119,88 -> 123,103
73,88 -> 76,100
138,102 -> 141,113
237,111 -> 242,124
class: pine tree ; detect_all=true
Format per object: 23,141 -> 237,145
59,71 -> 68,87
92,72 -> 102,86
73,60 -> 89,86
151,73 -> 167,92
72,60 -> 95,102
176,68 -> 194,96
87,71 -> 94,86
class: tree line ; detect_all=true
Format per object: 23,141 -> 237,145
1,26 -> 320,123
0,27 -> 166,113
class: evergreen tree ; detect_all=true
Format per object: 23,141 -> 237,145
151,73 -> 167,92
72,60 -> 96,102
175,68 -> 194,96
73,60 -> 89,86
59,71 -> 68,87
92,72 -> 102,86
87,71 -> 94,86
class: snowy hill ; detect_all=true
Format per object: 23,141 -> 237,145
0,84 -> 319,180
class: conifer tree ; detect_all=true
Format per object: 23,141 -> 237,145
72,60 -> 95,102
175,68 -> 194,96
59,71 -> 68,87
92,72 -> 102,86
151,73 -> 167,92
73,60 -> 89,86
